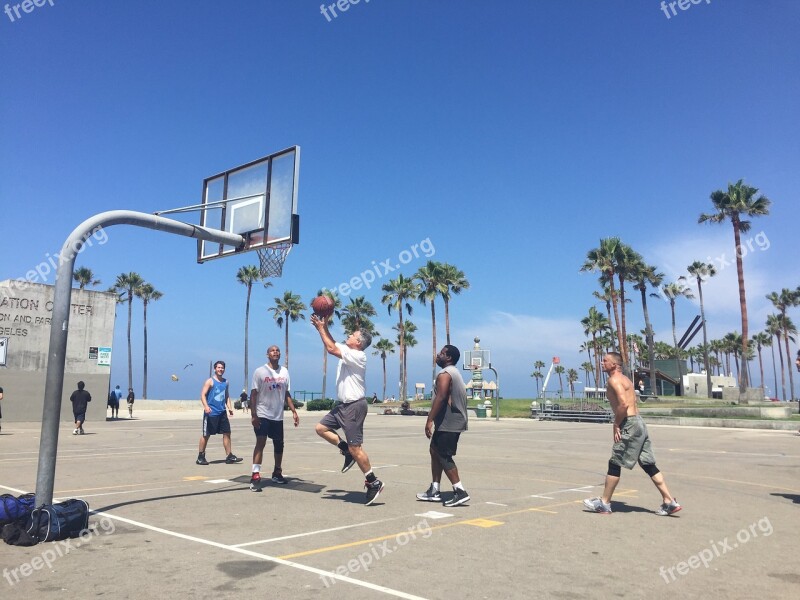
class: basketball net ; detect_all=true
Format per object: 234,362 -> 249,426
256,243 -> 292,278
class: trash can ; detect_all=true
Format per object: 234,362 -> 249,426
475,405 -> 486,418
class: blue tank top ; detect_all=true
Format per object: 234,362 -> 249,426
207,378 -> 228,416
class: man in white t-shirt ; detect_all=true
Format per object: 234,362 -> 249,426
311,314 -> 384,506
248,345 -> 299,492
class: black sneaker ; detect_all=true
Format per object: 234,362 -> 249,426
416,484 -> 442,502
341,451 -> 356,473
226,454 -> 243,464
196,454 -> 209,465
271,471 -> 288,484
365,479 -> 384,506
250,472 -> 262,492
443,488 -> 470,507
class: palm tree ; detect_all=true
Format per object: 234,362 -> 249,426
381,274 -> 420,400
72,267 -> 101,290
111,272 -> 144,391
582,238 -> 625,355
751,332 -> 771,397
592,286 -> 614,345
631,260 -> 663,397
681,261 -> 717,398
765,314 -> 782,399
236,265 -> 265,393
533,360 -> 546,396
394,320 -> 418,399
554,365 -> 565,398
699,179 -> 771,391
581,307 -> 609,388
372,339 -> 395,401
415,260 -> 447,385
723,331 -> 743,382
315,289 -> 342,401
566,368 -> 579,398
134,282 -> 162,399
581,360 -> 599,387
268,291 -> 306,370
340,295 -> 378,336
614,242 -> 641,362
766,288 -> 800,401
439,263 -> 469,345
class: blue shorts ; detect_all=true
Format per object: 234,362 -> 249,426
202,412 -> 231,436
73,412 -> 86,423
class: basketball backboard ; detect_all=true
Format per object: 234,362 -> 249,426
197,146 -> 300,263
463,349 -> 490,371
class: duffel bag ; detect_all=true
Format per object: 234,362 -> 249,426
0,493 -> 36,526
26,499 -> 90,542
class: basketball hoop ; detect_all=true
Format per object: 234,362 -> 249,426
256,243 -> 292,278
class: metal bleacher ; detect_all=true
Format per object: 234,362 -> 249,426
531,401 -> 613,423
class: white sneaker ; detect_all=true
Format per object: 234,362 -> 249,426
72,429 -> 79,435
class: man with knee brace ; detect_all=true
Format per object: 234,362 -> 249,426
584,352 -> 681,516
417,345 -> 470,507
249,346 -> 299,492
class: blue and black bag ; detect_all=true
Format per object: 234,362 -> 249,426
0,493 -> 36,526
26,499 -> 90,543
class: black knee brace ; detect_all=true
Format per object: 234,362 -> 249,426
438,452 -> 456,471
273,439 -> 284,454
607,461 -> 621,477
640,462 -> 660,477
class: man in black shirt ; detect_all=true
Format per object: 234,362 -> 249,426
70,381 -> 91,435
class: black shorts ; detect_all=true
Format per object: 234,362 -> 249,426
202,412 -> 231,436
253,418 -> 284,441
431,431 -> 461,458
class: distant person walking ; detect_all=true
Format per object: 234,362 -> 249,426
70,381 -> 91,435
196,361 -> 243,465
108,384 -> 122,419
311,314 -> 384,506
240,389 -> 249,413
417,345 -> 470,507
127,388 -> 135,418
583,352 -> 681,516
248,345 -> 299,492
0,386 -> 4,434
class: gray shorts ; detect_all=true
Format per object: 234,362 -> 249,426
610,415 -> 656,469
318,399 -> 367,446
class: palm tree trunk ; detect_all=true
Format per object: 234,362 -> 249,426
732,220 -> 749,390
618,277 -> 629,363
244,285 -> 251,394
381,356 -> 387,401
670,302 -> 680,395
608,277 -> 623,353
430,301 -> 437,386
776,333 -> 786,401
127,294 -> 133,391
143,301 -> 149,399
783,326 -> 796,401
757,348 -> 765,398
639,286 -> 657,399
398,306 -> 405,400
698,281 -> 712,398
769,343 -> 777,400
284,314 -> 290,370
591,333 -> 601,388
444,299 -> 451,345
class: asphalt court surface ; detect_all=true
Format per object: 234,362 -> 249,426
1,411 -> 798,599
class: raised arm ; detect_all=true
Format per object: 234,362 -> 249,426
311,314 -> 342,358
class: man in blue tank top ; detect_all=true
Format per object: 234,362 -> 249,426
196,361 -> 243,465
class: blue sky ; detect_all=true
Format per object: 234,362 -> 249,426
2,0 -> 799,400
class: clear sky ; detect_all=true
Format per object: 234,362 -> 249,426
2,0 -> 798,400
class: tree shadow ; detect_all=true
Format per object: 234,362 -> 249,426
95,485 -> 247,512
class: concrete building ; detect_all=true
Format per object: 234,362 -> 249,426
0,279 -> 117,422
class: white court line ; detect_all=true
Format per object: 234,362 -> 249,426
530,495 -> 555,500
485,501 -> 508,506
234,517 -> 397,547
94,510 -> 429,600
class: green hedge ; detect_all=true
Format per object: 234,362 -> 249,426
306,399 -> 335,411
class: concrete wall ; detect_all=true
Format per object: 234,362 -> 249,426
0,280 -> 117,423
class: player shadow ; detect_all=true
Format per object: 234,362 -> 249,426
770,492 -> 800,505
230,475 -> 325,494
606,502 -> 655,514
95,485 -> 245,513
321,488 -> 378,505
215,560 -> 278,581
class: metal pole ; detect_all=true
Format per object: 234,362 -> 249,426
35,210 -> 243,506
487,366 -> 499,421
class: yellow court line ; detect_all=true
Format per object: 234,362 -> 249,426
278,496 -> 604,560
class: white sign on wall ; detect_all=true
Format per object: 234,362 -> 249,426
97,347 -> 112,366
0,337 -> 7,366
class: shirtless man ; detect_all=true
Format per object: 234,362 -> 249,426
583,352 -> 681,515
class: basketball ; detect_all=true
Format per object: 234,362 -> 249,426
311,295 -> 334,318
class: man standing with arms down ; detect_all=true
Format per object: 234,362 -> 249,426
196,361 -> 243,465
70,381 -> 91,435
311,314 -> 384,506
417,345 -> 470,506
584,352 -> 681,515
249,345 -> 299,492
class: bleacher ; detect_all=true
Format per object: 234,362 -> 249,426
531,400 -> 613,423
